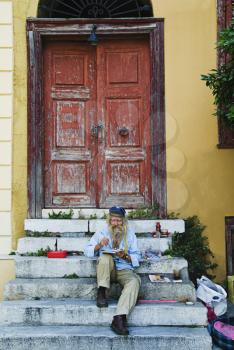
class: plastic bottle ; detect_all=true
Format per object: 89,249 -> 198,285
156,222 -> 161,238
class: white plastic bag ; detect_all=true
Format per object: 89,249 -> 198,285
196,275 -> 227,316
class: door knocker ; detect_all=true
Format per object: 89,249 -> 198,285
118,127 -> 129,137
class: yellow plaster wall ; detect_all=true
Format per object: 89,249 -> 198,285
12,0 -> 234,281
12,0 -> 38,249
154,0 -> 234,281
0,259 -> 15,300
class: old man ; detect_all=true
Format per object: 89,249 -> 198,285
84,206 -> 141,335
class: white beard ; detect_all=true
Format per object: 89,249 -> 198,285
111,225 -> 124,249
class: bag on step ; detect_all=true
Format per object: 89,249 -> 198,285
196,276 -> 227,316
208,317 -> 234,350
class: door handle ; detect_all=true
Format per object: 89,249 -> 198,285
119,127 -> 129,136
91,123 -> 104,141
91,125 -> 99,138
98,123 -> 104,143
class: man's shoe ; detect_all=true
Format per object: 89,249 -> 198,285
96,287 -> 108,308
111,315 -> 129,335
122,314 -> 127,327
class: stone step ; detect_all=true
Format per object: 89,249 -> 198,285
0,299 -> 207,327
17,237 -> 171,254
0,325 -> 212,350
25,219 -> 89,234
42,208 -> 123,219
4,276 -> 196,302
14,256 -> 189,279
89,220 -> 185,233
42,208 -> 182,223
25,218 -> 185,234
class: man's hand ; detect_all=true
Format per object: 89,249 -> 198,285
100,237 -> 109,247
115,250 -> 125,259
94,237 -> 109,252
116,250 -> 131,262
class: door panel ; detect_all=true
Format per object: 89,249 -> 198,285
43,38 -> 151,208
56,101 -> 85,147
43,42 -> 97,207
97,40 -> 151,208
107,98 -> 141,147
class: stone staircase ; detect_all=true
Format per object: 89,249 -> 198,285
0,216 -> 212,349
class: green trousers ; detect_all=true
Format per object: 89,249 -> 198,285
96,253 -> 141,316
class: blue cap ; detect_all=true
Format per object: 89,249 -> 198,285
109,206 -> 126,217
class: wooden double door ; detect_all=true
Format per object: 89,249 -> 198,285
43,37 -> 152,208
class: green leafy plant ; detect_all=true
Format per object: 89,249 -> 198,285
25,230 -> 61,237
21,247 -> 51,257
126,205 -> 179,220
48,209 -> 74,219
127,204 -> 160,219
164,216 -> 218,285
63,273 -> 79,279
165,211 -> 180,219
201,21 -> 234,122
9,251 -> 16,255
89,214 -> 97,220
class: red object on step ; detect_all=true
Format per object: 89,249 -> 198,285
156,222 -> 161,232
206,304 -> 217,322
47,251 -> 68,258
138,300 -> 177,304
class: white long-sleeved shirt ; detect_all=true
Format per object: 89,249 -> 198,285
84,223 -> 141,270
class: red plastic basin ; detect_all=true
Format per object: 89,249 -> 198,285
47,251 -> 68,259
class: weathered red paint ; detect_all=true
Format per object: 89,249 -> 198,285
97,39 -> 152,207
43,42 -> 97,207
43,38 -> 151,208
26,19 -> 166,217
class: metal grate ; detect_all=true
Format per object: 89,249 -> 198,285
38,0 -> 153,18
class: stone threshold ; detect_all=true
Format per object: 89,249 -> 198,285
25,218 -> 185,234
42,208 -> 132,219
